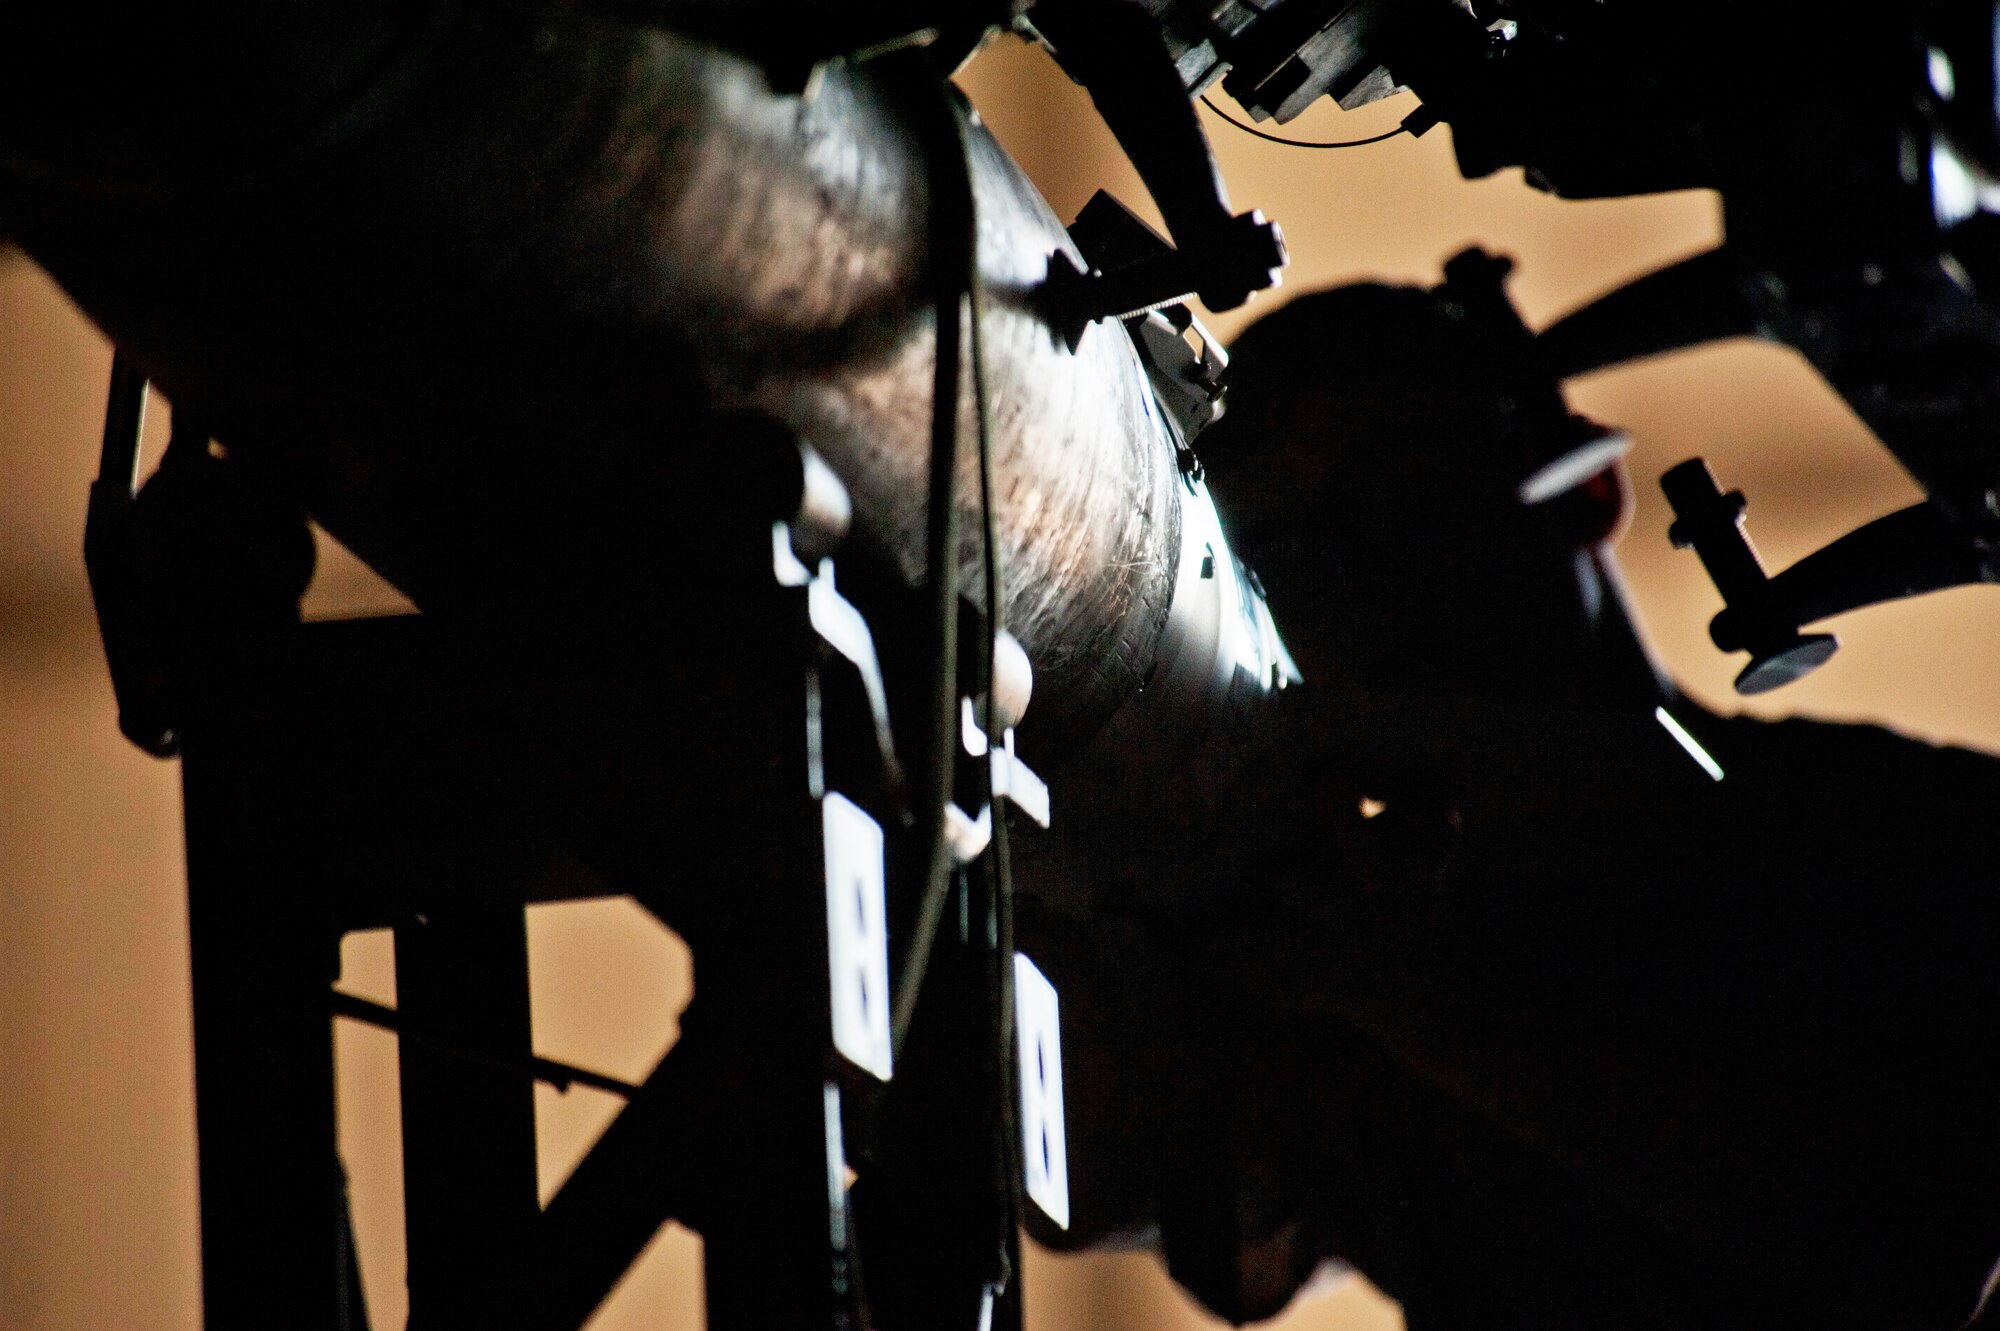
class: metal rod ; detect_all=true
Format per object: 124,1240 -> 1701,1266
330,990 -> 640,1098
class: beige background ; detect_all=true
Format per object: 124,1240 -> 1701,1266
4,36 -> 1997,1331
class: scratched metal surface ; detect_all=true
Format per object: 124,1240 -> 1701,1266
0,10 -> 1182,748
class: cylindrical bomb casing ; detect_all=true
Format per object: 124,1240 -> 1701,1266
0,13 -> 1184,749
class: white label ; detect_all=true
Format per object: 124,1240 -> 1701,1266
1014,952 -> 1070,1230
823,793 -> 893,1081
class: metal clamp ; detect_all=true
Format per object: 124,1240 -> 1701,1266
1662,458 -> 1839,694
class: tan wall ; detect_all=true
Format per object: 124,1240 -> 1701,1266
4,35 -> 1997,1331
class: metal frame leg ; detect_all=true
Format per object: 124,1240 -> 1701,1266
183,738 -> 365,1331
394,903 -> 541,1330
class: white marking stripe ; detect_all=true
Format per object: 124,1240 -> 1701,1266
1655,706 -> 1724,782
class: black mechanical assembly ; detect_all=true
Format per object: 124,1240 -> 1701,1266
22,3 -> 2000,1331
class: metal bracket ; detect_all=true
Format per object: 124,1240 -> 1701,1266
1662,458 -> 1839,694
1032,1 -> 1287,341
